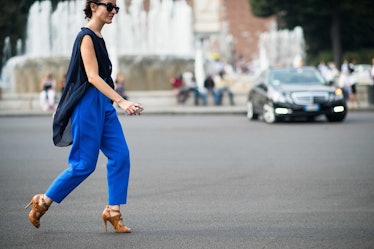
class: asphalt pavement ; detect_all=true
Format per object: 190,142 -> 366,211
1,112 -> 374,249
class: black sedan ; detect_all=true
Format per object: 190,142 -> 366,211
246,67 -> 347,123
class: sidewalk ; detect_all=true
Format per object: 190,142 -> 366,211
0,90 -> 373,117
0,91 -> 247,117
0,105 -> 248,117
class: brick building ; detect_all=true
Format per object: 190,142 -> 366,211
222,0 -> 275,61
136,0 -> 275,62
191,0 -> 275,62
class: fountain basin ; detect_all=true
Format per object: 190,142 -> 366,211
2,55 -> 194,93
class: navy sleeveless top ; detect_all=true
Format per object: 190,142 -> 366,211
53,27 -> 114,147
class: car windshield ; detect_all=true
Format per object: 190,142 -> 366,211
270,68 -> 326,86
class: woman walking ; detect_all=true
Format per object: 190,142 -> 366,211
25,0 -> 143,233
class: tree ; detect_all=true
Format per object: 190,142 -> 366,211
0,0 -> 62,70
0,0 -> 34,69
249,0 -> 374,66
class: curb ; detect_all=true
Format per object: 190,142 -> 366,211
1,105 -> 373,117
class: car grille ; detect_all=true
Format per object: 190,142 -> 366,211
291,92 -> 330,105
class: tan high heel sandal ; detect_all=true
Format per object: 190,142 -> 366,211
25,194 -> 50,228
102,205 -> 132,233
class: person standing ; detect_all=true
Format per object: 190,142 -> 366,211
327,62 -> 340,86
25,0 -> 143,233
318,61 -> 330,81
338,59 -> 351,102
371,58 -> 374,83
370,58 -> 374,104
348,59 -> 359,108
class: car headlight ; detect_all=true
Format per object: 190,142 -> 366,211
272,92 -> 288,103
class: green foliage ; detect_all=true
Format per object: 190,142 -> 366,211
308,48 -> 374,67
250,0 -> 277,17
1,0 -> 373,70
249,0 -> 374,65
0,0 -> 34,68
343,49 -> 374,64
0,0 -> 62,69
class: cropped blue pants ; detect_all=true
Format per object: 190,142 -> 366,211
45,87 -> 130,205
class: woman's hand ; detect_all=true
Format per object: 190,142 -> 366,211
117,99 -> 144,116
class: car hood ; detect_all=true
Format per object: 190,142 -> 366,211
274,84 -> 335,93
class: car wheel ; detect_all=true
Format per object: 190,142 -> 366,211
326,112 -> 347,122
246,101 -> 258,120
263,103 -> 277,124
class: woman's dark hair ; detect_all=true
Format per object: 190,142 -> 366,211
84,0 -> 98,19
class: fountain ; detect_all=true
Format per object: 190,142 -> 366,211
257,26 -> 305,70
2,37 -> 11,67
1,0 -> 195,93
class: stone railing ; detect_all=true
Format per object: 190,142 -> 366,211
0,90 -> 248,112
1,83 -> 373,113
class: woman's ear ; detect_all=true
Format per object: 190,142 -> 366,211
90,2 -> 97,12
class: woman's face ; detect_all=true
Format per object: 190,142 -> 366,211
92,0 -> 118,24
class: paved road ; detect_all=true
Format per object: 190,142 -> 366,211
1,112 -> 374,249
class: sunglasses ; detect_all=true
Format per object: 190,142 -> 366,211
92,2 -> 120,13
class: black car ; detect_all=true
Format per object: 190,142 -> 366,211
247,67 -> 347,123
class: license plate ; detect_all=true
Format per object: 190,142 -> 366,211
304,104 -> 320,111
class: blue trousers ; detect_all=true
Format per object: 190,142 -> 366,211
45,87 -> 130,205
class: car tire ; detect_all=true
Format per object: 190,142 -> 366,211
326,112 -> 347,122
263,103 -> 277,124
246,101 -> 258,120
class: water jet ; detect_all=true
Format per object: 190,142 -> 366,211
2,0 -> 195,93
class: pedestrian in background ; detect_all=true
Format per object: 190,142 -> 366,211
327,62 -> 340,86
115,72 -> 128,100
338,59 -> 351,102
25,0 -> 143,233
170,74 -> 184,104
39,73 -> 57,111
214,70 -> 235,106
370,58 -> 374,102
348,59 -> 359,108
177,72 -> 200,105
58,74 -> 66,94
318,61 -> 330,81
203,74 -> 217,105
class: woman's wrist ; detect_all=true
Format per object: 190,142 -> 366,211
115,97 -> 125,104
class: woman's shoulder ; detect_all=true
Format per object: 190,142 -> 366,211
77,27 -> 95,38
73,28 -> 102,46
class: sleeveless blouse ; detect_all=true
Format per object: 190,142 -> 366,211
53,27 -> 114,147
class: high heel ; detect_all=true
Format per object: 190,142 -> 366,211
25,194 -> 49,228
102,205 -> 131,233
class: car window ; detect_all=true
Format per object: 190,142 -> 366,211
270,68 -> 325,85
